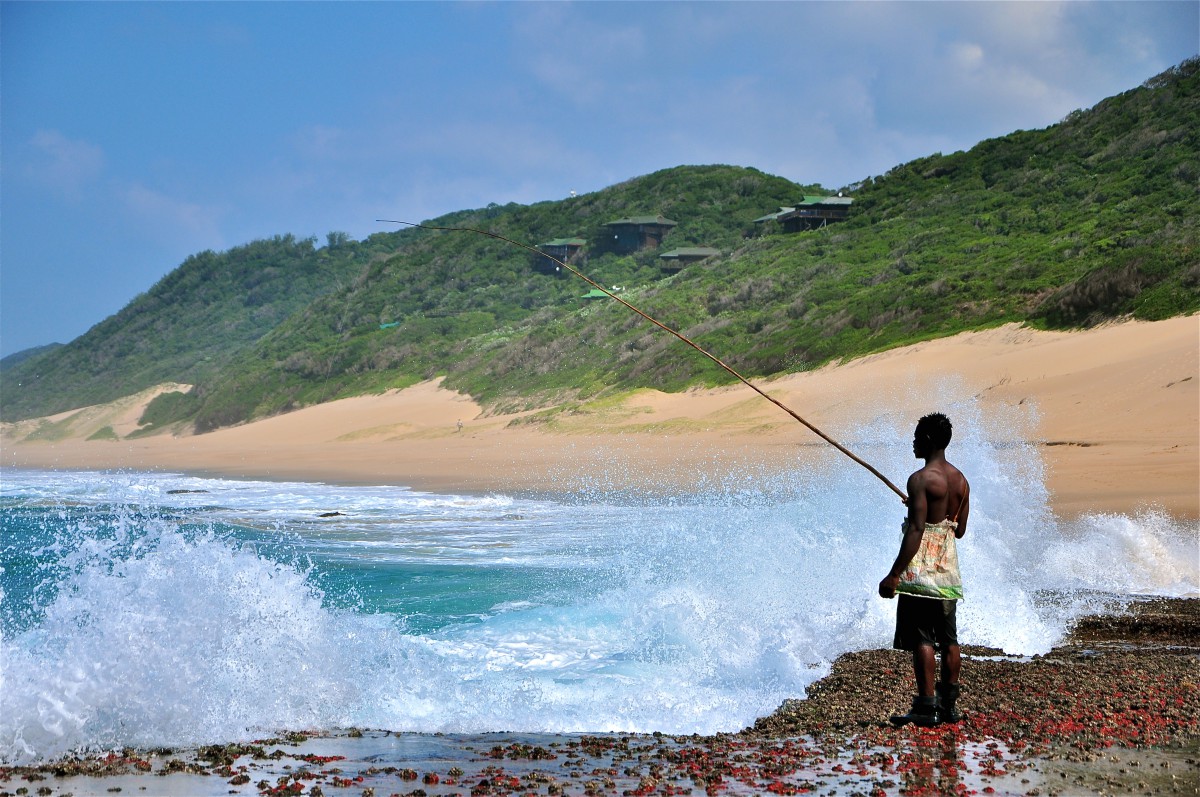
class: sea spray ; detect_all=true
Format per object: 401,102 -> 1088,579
0,507 -> 367,761
2,394 -> 1196,763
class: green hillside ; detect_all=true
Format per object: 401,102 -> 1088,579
187,166 -> 812,431
0,343 -> 62,373
4,59 -> 1197,431
0,234 -> 385,421
188,59 -> 1198,430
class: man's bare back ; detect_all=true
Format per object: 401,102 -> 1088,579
907,458 -> 969,533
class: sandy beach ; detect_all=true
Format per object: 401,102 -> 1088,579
5,315 -> 1198,519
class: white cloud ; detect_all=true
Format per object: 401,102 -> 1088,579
513,3 -> 648,104
248,115 -> 594,238
366,1 -> 1195,205
120,183 -> 226,249
408,119 -> 589,174
25,130 -> 105,201
971,1 -> 1071,53
950,42 -> 985,72
291,125 -> 347,160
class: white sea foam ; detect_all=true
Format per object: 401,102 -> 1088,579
1,393 -> 1196,762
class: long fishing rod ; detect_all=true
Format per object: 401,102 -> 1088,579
377,219 -> 908,501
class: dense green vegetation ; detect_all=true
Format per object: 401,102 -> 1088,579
1,233 -> 389,420
457,58 -> 1197,400
4,59 -> 1197,431
0,343 -> 62,372
187,166 -> 810,430
130,390 -> 202,438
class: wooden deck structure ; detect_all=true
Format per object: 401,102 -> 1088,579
534,237 -> 586,274
756,195 -> 854,232
658,246 -> 719,272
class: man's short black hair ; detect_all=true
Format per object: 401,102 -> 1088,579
915,413 -> 953,451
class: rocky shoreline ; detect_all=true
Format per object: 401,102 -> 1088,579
2,598 -> 1196,797
750,597 -> 1199,795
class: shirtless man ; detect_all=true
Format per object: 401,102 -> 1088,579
878,412 -> 970,727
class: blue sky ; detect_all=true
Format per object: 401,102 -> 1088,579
2,1 -> 1197,358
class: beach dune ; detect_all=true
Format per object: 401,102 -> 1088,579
4,315 -> 1197,519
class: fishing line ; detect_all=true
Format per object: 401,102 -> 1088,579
377,219 -> 907,501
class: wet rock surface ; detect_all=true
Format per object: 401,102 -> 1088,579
750,597 -> 1199,795
1067,596 -> 1200,644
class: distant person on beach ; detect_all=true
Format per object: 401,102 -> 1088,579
878,412 -> 970,727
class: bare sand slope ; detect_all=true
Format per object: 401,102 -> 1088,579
4,316 -> 1197,518
1,383 -> 193,442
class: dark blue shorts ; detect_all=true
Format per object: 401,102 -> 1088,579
893,594 -> 959,651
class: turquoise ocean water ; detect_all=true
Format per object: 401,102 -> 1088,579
2,400 -> 1196,764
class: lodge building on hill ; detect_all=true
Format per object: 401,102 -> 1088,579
536,211 -> 721,276
659,246 -> 719,273
534,237 -> 586,274
533,194 -> 855,277
603,215 -> 678,254
755,195 -> 853,232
